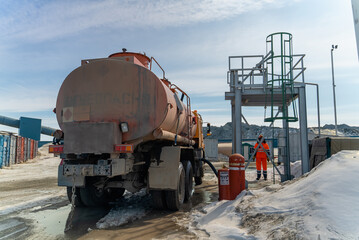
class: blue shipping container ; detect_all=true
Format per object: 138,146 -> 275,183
0,135 -> 3,168
5,135 -> 10,166
0,134 -> 11,167
34,141 -> 38,158
9,135 -> 17,165
27,138 -> 31,160
1,134 -> 10,167
23,137 -> 28,162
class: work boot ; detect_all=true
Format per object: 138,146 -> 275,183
263,170 -> 267,181
256,170 -> 261,181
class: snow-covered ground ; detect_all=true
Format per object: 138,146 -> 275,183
0,143 -> 60,182
187,151 -> 359,239
2,144 -> 358,239
0,144 -> 65,214
96,188 -> 152,229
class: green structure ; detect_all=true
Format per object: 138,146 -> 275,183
264,32 -> 298,123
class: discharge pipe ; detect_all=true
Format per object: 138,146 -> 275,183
305,83 -> 321,137
201,158 -> 218,177
0,115 -> 58,136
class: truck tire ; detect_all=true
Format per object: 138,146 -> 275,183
150,190 -> 167,209
66,187 -> 84,207
107,188 -> 126,202
195,159 -> 203,185
165,162 -> 185,211
184,161 -> 194,202
79,180 -> 108,207
194,176 -> 202,185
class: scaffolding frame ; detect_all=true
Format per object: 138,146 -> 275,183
225,49 -> 310,181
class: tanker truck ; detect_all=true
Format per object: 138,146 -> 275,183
49,50 -> 207,210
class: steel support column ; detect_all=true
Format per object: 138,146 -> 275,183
298,84 -> 310,173
234,71 -> 242,154
282,107 -> 291,181
231,101 -> 236,154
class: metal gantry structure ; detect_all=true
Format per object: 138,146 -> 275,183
225,32 -> 312,181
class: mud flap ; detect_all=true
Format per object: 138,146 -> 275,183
148,146 -> 181,190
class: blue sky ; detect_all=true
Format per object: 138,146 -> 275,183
0,0 -> 358,140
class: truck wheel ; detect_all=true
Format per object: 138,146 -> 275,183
66,187 -> 84,207
194,176 -> 202,185
194,161 -> 204,186
184,161 -> 194,202
79,180 -> 108,207
195,159 -> 203,185
165,162 -> 185,211
107,188 -> 126,202
150,190 -> 167,209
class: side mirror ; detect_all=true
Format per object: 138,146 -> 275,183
206,123 -> 212,136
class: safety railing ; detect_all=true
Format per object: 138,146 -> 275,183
150,57 -> 166,80
227,52 -> 305,88
227,55 -> 266,87
170,84 -> 193,144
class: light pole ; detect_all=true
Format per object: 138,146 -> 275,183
331,44 -> 338,136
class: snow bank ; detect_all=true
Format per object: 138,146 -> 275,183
96,189 -> 152,229
190,191 -> 251,239
189,151 -> 359,239
277,160 -> 302,179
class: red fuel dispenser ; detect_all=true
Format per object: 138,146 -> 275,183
218,168 -> 230,200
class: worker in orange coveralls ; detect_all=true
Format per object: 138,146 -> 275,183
254,134 -> 270,181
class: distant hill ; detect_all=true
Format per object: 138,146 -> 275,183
203,122 -> 359,140
321,124 -> 359,136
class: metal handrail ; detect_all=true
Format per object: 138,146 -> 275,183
170,84 -> 193,142
304,82 -> 321,137
150,57 -> 165,79
292,54 -> 305,69
227,52 -> 306,90
293,68 -> 307,81
227,51 -> 273,87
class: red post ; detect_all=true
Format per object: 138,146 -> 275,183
218,168 -> 231,200
30,140 -> 34,159
229,153 -> 245,200
239,156 -> 246,193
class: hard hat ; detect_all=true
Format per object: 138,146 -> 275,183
258,134 -> 263,139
